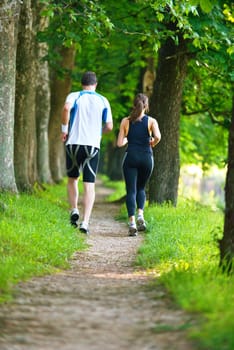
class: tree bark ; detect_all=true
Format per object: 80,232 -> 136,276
143,57 -> 156,98
35,3 -> 52,184
49,47 -> 76,183
220,93 -> 234,272
14,0 -> 37,192
149,34 -> 189,206
0,0 -> 20,192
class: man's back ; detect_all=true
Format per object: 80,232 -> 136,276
66,91 -> 112,148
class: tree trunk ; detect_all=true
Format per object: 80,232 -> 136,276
219,94 -> 234,272
0,1 -> 19,192
143,57 -> 156,98
49,47 -> 76,183
35,3 -> 52,184
14,0 -> 37,192
149,34 -> 189,206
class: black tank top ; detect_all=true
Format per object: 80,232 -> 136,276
126,115 -> 152,154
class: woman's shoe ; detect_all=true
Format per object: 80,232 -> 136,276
128,223 -> 138,236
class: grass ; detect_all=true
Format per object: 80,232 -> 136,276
103,177 -> 234,350
100,175 -> 126,202
0,179 -> 87,302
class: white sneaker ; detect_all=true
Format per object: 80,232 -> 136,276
70,208 -> 79,227
128,223 -> 137,236
79,221 -> 89,235
136,216 -> 146,231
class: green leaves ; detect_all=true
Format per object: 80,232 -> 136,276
199,0 -> 215,13
39,0 -> 113,49
182,0 -> 217,13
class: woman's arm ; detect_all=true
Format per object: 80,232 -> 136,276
117,118 -> 128,147
149,117 -> 161,147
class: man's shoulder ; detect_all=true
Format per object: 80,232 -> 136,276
93,91 -> 106,99
66,91 -> 80,102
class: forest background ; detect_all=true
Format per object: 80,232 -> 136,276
0,1 -> 233,280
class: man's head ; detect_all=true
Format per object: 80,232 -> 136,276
81,71 -> 97,86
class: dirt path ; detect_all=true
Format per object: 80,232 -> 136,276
0,181 -> 195,350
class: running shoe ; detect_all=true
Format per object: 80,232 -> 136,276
136,216 -> 146,232
79,221 -> 89,235
128,223 -> 138,236
70,208 -> 79,227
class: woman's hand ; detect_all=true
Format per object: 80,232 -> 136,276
149,137 -> 155,147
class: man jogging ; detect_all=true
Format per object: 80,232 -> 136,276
61,71 -> 113,234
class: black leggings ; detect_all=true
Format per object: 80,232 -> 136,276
122,151 -> 154,217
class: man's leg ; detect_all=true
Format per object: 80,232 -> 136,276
67,177 -> 79,226
67,177 -> 79,209
82,182 -> 95,225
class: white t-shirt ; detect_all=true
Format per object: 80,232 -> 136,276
65,90 -> 112,149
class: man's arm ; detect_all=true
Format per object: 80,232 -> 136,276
61,102 -> 71,142
102,121 -> 113,134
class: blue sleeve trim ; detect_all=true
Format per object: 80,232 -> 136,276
102,108 -> 108,123
68,93 -> 80,132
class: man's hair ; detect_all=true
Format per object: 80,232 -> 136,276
81,71 -> 97,86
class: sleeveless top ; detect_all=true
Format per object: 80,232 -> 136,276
126,115 -> 152,154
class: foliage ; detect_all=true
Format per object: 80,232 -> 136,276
180,43 -> 233,167
0,180 -> 86,302
180,57 -> 230,167
38,0 -> 113,69
37,0 -> 234,168
72,0 -> 233,165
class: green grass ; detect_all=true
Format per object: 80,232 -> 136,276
102,177 -> 234,350
100,174 -> 126,202
0,179 -> 87,302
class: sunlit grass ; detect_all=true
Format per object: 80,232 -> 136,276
100,175 -> 126,202
139,201 -> 233,350
0,180 -> 86,302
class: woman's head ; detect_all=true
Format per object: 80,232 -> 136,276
129,93 -> 149,122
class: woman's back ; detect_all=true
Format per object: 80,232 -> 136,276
127,115 -> 151,153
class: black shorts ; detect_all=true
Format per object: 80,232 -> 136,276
66,145 -> 99,183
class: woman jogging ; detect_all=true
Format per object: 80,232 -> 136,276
117,93 -> 161,236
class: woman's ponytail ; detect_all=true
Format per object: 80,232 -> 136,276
128,93 -> 149,122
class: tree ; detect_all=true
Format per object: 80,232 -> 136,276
149,31 -> 189,205
14,0 -> 37,191
0,0 -> 20,192
220,93 -> 234,271
49,47 -> 76,182
35,2 -> 52,184
219,2 -> 234,272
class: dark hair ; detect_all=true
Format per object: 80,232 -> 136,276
81,71 -> 97,86
129,93 -> 149,122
